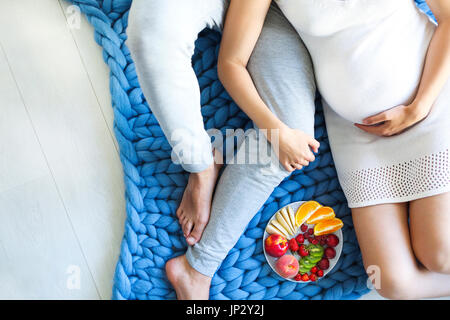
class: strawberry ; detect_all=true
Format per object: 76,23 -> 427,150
289,238 -> 299,252
310,273 -> 317,282
308,228 -> 314,235
326,234 -> 339,247
317,270 -> 324,277
324,247 -> 336,259
301,273 -> 310,282
311,266 -> 318,274
295,234 -> 305,244
300,224 -> 308,232
317,258 -> 330,270
299,244 -> 309,257
311,239 -> 319,245
294,274 -> 302,282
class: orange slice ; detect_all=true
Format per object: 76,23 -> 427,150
306,206 -> 335,225
314,218 -> 343,236
295,201 -> 322,227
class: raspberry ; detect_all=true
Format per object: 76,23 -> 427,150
301,273 -> 310,282
317,270 -> 324,277
326,234 -> 340,247
294,274 -> 302,282
311,266 -> 318,274
308,228 -> 314,235
324,247 -> 336,259
295,234 -> 305,244
317,258 -> 330,270
300,224 -> 308,232
310,273 -> 317,282
289,238 -> 299,252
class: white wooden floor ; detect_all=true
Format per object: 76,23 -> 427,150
0,0 -> 125,299
0,0 -> 446,301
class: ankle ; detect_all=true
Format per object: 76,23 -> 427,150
182,256 -> 211,283
191,163 -> 220,180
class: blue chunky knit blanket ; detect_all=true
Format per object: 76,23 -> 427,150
68,0 -> 433,300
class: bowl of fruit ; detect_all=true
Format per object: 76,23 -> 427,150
263,201 -> 343,282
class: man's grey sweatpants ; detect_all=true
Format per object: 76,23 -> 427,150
127,0 -> 316,277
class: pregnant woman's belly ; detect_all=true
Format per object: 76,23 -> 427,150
304,9 -> 435,123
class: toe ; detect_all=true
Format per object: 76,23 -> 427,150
182,220 -> 193,238
187,220 -> 207,246
177,209 -> 183,220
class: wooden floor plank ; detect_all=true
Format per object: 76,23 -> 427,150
59,0 -> 118,151
0,0 -> 125,299
0,44 -> 48,194
0,175 -> 99,299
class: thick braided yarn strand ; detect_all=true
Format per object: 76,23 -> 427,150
67,0 -> 432,300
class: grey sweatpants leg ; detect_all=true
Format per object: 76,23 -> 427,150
127,0 -> 228,173
186,4 -> 316,277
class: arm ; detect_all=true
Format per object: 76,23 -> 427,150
357,0 -> 450,136
218,0 -> 319,171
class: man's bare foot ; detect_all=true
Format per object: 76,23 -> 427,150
166,255 -> 211,300
177,159 -> 222,246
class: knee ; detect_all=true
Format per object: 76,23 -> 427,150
374,268 -> 415,300
127,19 -> 170,62
412,232 -> 450,274
417,245 -> 450,274
127,9 -> 186,69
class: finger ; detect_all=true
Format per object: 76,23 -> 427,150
354,123 -> 388,136
176,208 -> 182,219
304,150 -> 316,162
283,162 -> 295,172
362,111 -> 390,125
287,163 -> 296,172
309,139 -> 320,153
292,163 -> 303,170
298,159 -> 309,166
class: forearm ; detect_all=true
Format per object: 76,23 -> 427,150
218,60 -> 287,140
413,21 -> 450,112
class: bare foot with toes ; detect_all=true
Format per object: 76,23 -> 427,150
177,158 -> 222,246
166,255 -> 211,300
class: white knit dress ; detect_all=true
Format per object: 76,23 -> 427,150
275,0 -> 450,208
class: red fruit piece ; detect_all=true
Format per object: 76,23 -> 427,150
301,273 -> 310,282
265,234 -> 289,257
310,274 -> 317,282
300,224 -> 308,232
311,239 -> 319,245
317,258 -> 330,270
317,270 -> 324,277
289,238 -> 299,252
326,234 -> 340,247
294,274 -> 302,282
308,228 -> 314,235
324,247 -> 336,259
295,234 -> 305,244
298,244 -> 309,257
311,266 -> 318,274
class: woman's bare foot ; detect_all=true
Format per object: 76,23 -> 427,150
166,255 -> 211,300
177,159 -> 222,246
